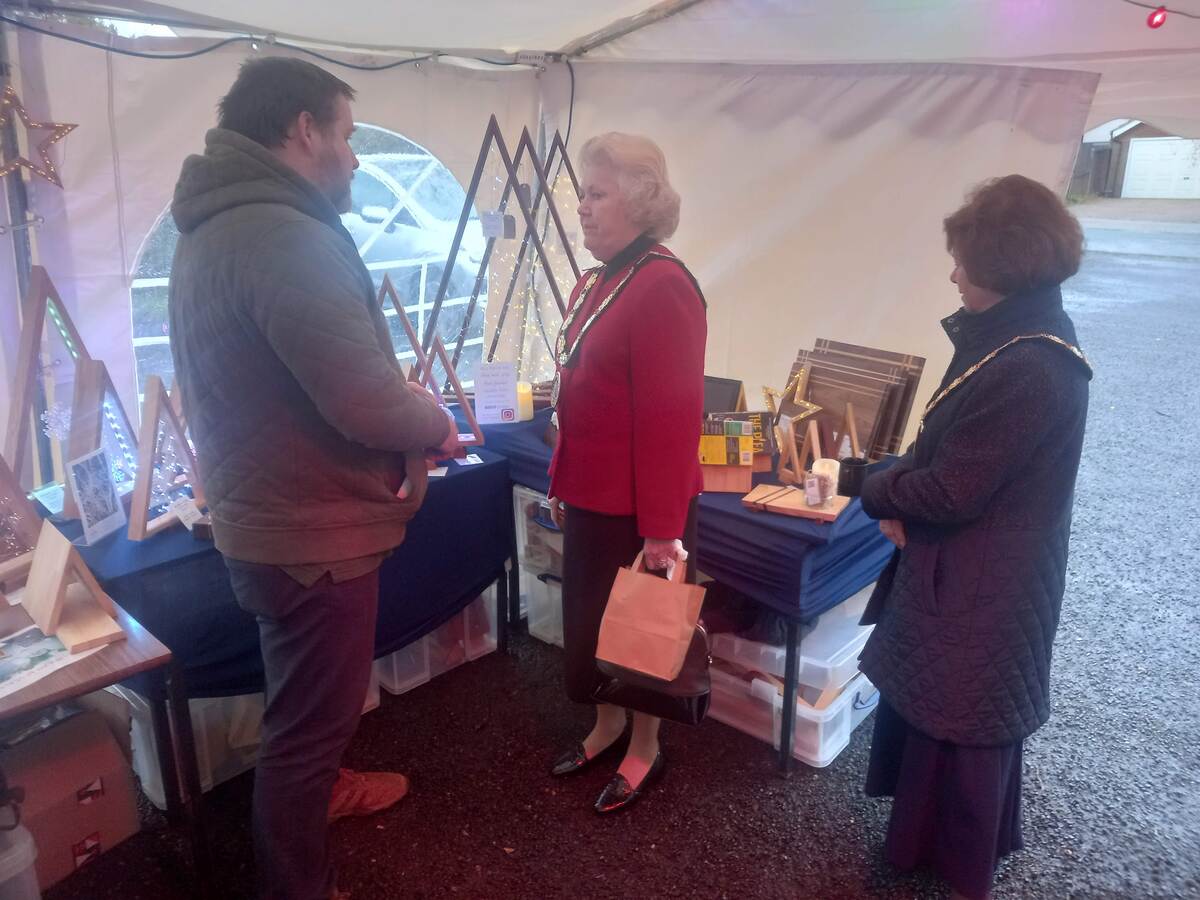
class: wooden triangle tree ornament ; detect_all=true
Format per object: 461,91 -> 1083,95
377,275 -> 431,384
22,520 -> 123,653
4,266 -> 92,488
0,453 -> 42,587
484,128 -> 584,365
61,359 -> 140,520
424,117 -> 580,368
128,376 -> 205,541
419,337 -> 485,447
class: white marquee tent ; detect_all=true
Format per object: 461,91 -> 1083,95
2,0 -> 1198,444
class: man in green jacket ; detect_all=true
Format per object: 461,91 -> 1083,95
169,57 -> 457,900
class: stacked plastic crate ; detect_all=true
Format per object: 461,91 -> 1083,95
706,584 -> 880,767
512,484 -> 565,647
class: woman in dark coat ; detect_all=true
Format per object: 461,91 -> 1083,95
859,174 -> 1092,900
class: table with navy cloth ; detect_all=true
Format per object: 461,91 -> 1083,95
480,408 -> 895,771
61,447 -> 516,701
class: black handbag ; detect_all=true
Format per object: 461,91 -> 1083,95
591,624 -> 711,725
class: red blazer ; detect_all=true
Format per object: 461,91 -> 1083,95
548,243 -> 706,540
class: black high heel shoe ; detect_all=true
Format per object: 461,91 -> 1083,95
549,731 -> 628,777
593,752 -> 665,814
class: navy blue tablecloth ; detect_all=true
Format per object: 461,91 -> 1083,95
65,449 -> 514,698
479,409 -> 555,495
478,411 -> 894,622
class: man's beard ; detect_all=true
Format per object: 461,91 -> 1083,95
318,150 -> 352,213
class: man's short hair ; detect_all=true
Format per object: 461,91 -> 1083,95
217,57 -> 355,149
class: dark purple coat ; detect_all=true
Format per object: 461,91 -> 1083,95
859,285 -> 1092,746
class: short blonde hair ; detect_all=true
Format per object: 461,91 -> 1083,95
579,132 -> 681,241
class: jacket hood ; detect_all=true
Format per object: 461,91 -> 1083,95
172,128 -> 343,235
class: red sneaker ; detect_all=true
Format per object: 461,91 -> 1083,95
327,768 -> 410,823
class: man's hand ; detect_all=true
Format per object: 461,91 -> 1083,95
879,518 -> 907,549
433,407 -> 460,458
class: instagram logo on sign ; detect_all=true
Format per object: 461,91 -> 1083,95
501,408 -> 516,421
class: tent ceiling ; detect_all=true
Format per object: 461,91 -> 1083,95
61,0 -> 660,52
56,0 -> 1200,60
590,0 -> 1200,64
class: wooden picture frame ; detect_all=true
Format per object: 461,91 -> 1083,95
0,453 -> 42,587
4,266 -> 92,488
23,520 -> 123,653
61,360 -> 139,520
128,376 -> 205,541
814,339 -> 925,455
703,376 -> 747,415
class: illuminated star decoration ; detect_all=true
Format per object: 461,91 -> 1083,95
0,84 -> 77,188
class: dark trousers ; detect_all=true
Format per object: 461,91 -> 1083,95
560,500 -> 698,705
225,558 -> 379,900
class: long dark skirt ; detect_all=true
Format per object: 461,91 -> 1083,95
865,698 -> 1024,900
560,500 -> 698,705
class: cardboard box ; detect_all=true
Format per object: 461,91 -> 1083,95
0,710 -> 139,890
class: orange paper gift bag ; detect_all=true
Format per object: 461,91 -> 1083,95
595,552 -> 706,682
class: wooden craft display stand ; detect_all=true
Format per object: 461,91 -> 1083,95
421,118 -> 580,378
0,454 -> 42,588
378,276 -> 485,449
4,266 -> 91,489
741,483 -> 851,523
776,416 -> 823,485
61,359 -> 139,520
486,129 -> 583,365
128,376 -> 205,541
22,520 -> 124,652
836,401 -> 863,460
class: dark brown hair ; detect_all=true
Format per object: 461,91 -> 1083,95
218,57 -> 355,149
943,174 -> 1083,295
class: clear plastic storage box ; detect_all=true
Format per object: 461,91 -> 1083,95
709,584 -> 875,691
523,566 -> 564,647
374,590 -> 499,695
707,666 -> 878,768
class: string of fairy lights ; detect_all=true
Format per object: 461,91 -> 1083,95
474,161 -> 590,384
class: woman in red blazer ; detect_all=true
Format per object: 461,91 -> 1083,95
547,132 -> 706,814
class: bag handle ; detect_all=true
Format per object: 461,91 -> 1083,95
631,550 -> 687,585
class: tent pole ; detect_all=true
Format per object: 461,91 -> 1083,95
0,22 -> 54,486
558,0 -> 709,57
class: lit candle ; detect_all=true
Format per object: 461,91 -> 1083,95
517,381 -> 534,421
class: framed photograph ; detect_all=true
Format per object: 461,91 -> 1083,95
66,447 -> 126,545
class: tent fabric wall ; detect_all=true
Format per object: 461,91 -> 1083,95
540,60 -> 1098,431
0,25 -> 539,421
588,0 -> 1200,137
0,22 -> 1098,450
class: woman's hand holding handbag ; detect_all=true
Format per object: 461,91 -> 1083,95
592,551 -> 711,725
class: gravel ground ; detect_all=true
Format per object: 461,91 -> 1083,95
47,220 -> 1200,900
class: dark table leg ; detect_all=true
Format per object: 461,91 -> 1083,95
779,619 -> 800,775
507,555 -> 521,629
496,569 -> 509,654
148,671 -> 183,825
164,661 -> 211,895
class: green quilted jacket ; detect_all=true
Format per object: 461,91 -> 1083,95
168,129 -> 449,565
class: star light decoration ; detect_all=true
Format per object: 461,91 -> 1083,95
0,84 -> 77,188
